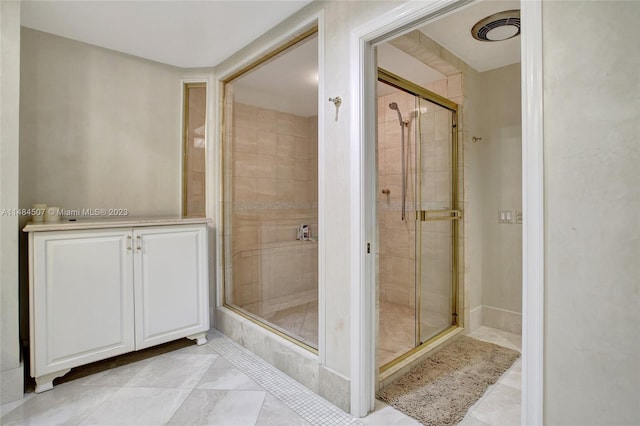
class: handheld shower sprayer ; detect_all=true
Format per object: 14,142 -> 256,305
388,102 -> 405,127
388,102 -> 408,221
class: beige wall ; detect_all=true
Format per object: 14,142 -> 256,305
459,62 -> 484,327
450,61 -> 522,334
543,1 -> 640,424
19,28 -> 184,219
0,0 -> 24,405
478,63 -> 522,332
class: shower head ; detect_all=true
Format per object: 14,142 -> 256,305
388,102 -> 404,126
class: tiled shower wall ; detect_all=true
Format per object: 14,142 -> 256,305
377,74 -> 463,335
230,103 -> 318,307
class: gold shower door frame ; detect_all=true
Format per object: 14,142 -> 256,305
378,68 -> 460,371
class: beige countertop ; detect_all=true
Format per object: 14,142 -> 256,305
23,216 -> 212,232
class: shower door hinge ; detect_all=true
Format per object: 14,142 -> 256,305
367,243 -> 371,254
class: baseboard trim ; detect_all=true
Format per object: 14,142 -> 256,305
482,305 -> 522,335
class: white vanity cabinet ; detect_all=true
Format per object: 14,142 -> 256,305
25,219 -> 210,393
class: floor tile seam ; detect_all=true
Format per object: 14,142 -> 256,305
71,385 -> 124,426
498,382 -> 522,392
462,412 -> 491,426
467,385 -> 521,422
118,355 -> 216,390
487,382 -> 522,396
496,378 -> 521,392
160,351 -> 218,358
164,386 -> 200,426
116,384 -> 199,391
121,382 -> 202,391
252,390 -> 270,424
208,331 -> 364,425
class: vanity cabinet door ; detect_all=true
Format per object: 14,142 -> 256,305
133,224 -> 209,349
31,229 -> 135,379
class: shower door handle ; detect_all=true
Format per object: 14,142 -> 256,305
418,209 -> 462,221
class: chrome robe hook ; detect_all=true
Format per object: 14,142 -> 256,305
329,96 -> 342,121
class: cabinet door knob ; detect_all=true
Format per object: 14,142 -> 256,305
136,235 -> 142,251
126,235 -> 132,251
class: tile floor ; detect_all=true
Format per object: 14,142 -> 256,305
1,326 -> 521,426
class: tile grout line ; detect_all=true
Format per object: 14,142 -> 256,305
207,329 -> 365,426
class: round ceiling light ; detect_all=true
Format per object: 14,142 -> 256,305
471,10 -> 520,42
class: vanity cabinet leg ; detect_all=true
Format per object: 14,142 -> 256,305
187,332 -> 207,346
35,369 -> 71,393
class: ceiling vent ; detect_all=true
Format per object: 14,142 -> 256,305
471,10 -> 520,42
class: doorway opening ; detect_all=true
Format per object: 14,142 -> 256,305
351,0 -> 542,421
363,2 -> 527,422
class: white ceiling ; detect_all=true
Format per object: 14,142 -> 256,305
20,1 -> 313,68
19,0 -> 518,116
419,0 -> 521,72
232,36 -> 318,117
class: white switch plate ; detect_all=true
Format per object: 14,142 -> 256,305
515,211 -> 523,224
498,210 -> 513,224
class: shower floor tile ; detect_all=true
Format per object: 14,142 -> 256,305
378,301 -> 415,367
238,294 -> 448,365
240,297 -> 448,367
242,290 -> 319,348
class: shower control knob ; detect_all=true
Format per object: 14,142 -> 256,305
381,188 -> 390,194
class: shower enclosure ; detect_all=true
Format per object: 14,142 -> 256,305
377,68 -> 460,369
221,31 -> 319,351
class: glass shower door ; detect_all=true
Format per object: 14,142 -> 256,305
376,68 -> 460,369
415,96 -> 459,344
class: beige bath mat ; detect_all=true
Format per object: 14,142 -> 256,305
377,336 -> 519,426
